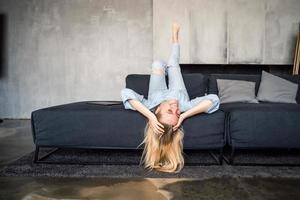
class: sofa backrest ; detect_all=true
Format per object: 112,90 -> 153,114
125,72 -> 300,103
208,73 -> 300,104
126,73 -> 208,99
208,74 -> 261,95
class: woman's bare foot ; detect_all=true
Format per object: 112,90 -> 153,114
172,23 -> 180,43
172,23 -> 180,33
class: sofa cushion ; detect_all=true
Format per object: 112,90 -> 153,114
32,101 -> 225,149
222,102 -> 300,148
263,73 -> 300,104
217,79 -> 258,103
181,73 -> 208,99
209,72 -> 300,104
209,74 -> 261,95
256,70 -> 298,103
31,102 -> 147,148
182,110 -> 225,149
126,74 -> 150,98
219,101 -> 300,112
126,73 -> 208,99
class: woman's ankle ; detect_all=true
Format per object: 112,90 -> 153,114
172,23 -> 180,42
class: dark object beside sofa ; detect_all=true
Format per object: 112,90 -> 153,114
31,73 -> 226,165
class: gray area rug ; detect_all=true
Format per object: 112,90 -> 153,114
1,148 -> 300,178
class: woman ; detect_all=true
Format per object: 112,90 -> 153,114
121,23 -> 220,173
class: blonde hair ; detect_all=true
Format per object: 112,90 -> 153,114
138,113 -> 185,173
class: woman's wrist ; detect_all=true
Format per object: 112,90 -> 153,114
147,112 -> 156,120
181,112 -> 188,120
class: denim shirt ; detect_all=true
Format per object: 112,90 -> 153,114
121,88 -> 220,114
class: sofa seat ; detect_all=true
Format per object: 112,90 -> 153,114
182,110 -> 225,149
32,101 -> 225,150
219,102 -> 300,148
31,101 -> 146,148
220,102 -> 300,112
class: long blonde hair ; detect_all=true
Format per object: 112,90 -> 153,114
138,112 -> 185,173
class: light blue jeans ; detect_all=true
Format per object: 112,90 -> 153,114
148,43 -> 190,101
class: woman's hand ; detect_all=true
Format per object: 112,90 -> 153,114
173,113 -> 186,131
148,114 -> 165,136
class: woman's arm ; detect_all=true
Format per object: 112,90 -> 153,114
181,100 -> 213,119
128,99 -> 155,119
173,100 -> 213,131
128,99 -> 164,135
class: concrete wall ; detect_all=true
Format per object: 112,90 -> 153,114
0,0 -> 152,118
0,0 -> 300,118
154,0 -> 300,64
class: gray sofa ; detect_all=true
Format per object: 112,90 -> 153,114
31,72 -> 300,165
31,73 -> 226,165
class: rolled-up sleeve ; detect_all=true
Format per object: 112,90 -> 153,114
204,94 -> 220,114
182,94 -> 220,114
120,88 -> 148,110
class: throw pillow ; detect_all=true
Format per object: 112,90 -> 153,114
217,79 -> 259,104
256,70 -> 298,103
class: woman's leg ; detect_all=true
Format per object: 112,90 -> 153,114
148,60 -> 168,98
167,24 -> 189,99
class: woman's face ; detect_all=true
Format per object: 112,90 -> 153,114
155,100 -> 180,126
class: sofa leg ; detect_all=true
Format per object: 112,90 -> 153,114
33,146 -> 40,163
218,147 -> 223,165
209,148 -> 224,165
229,145 -> 235,165
33,146 -> 60,164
